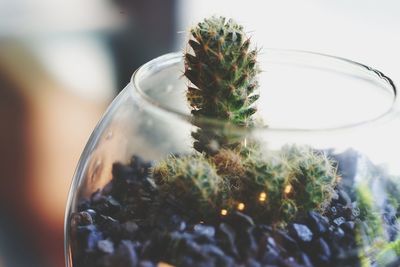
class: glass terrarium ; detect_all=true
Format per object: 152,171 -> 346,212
65,18 -> 400,267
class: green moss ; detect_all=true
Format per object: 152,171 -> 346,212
356,184 -> 383,241
376,238 -> 400,266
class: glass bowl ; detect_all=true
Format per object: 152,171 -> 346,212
65,50 -> 400,267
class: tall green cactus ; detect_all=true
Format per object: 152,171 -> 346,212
184,16 -> 260,154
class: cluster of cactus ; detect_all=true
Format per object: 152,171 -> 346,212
240,145 -> 338,223
152,143 -> 339,224
150,16 -> 339,225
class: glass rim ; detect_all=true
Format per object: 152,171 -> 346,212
131,49 -> 398,134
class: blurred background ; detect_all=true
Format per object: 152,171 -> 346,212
0,0 -> 399,266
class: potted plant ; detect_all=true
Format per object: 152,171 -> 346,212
65,16 -> 400,267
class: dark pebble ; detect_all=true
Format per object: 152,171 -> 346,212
314,238 -> 331,260
384,212 -> 397,225
316,254 -> 330,265
78,199 -> 90,211
275,230 -> 298,251
228,211 -> 255,231
77,224 -> 103,252
300,252 -> 314,267
165,214 -> 186,232
86,209 -> 97,219
102,181 -> 114,195
387,224 -> 400,242
178,257 -> 195,266
93,196 -> 122,217
121,221 -> 139,238
329,206 -> 338,216
193,224 -> 215,238
130,155 -> 151,176
307,211 -> 329,235
178,237 -> 206,259
327,202 -> 353,221
112,163 -> 135,181
236,228 -> 258,259
91,189 -> 104,204
279,257 -> 304,267
289,223 -> 313,242
201,243 -> 225,258
255,224 -> 273,234
214,253 -> 235,267
261,250 -> 280,265
105,196 -> 122,212
217,223 -> 238,258
245,258 -> 262,267
112,240 -> 138,267
138,261 -> 155,267
340,221 -> 355,233
332,216 -> 346,226
350,204 -> 360,218
331,227 -> 345,240
267,236 -> 277,249
383,201 -> 399,241
98,239 -> 114,254
99,215 -> 121,237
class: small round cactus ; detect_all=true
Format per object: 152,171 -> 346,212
152,154 -> 227,221
284,145 -> 338,212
